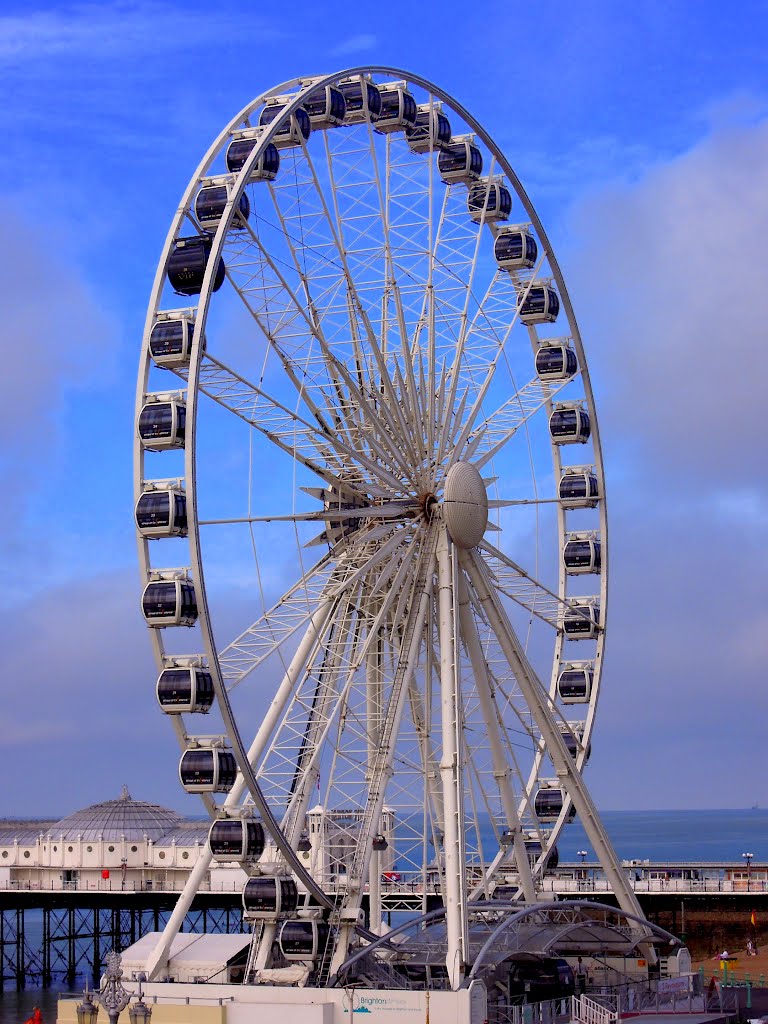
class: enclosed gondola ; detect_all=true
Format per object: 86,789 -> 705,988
535,342 -> 578,381
405,104 -> 452,153
549,404 -> 591,444
142,578 -> 198,627
518,284 -> 560,325
494,226 -> 537,270
242,876 -> 299,920
524,838 -> 559,871
208,818 -> 265,861
278,919 -> 330,960
258,101 -> 311,149
559,726 -> 591,763
563,601 -> 601,639
167,235 -> 225,296
138,398 -> 186,450
179,747 -> 237,793
225,133 -> 280,181
156,665 -> 214,713
338,77 -> 382,123
559,468 -> 599,508
438,137 -> 483,184
563,535 -> 602,575
534,787 -> 576,823
149,314 -> 198,368
467,179 -> 512,223
376,82 -> 418,132
557,663 -> 594,703
302,85 -> 346,128
135,486 -> 187,538
194,182 -> 250,234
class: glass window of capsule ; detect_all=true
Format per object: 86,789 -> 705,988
524,840 -> 559,871
518,284 -> 560,325
225,136 -> 280,181
559,470 -> 599,508
194,183 -> 250,234
179,748 -> 237,792
258,102 -> 311,149
563,536 -> 602,575
338,78 -> 382,123
557,665 -> 594,703
563,602 -> 600,638
167,235 -> 226,296
208,818 -> 265,860
438,139 -> 483,184
138,400 -> 186,450
376,83 -> 417,132
156,666 -> 214,713
405,104 -> 452,153
142,580 -> 198,627
549,406 -> 591,444
302,85 -> 346,128
494,227 -> 537,270
278,920 -> 330,960
242,876 -> 298,919
560,729 -> 591,762
535,343 -> 578,381
466,179 -> 512,223
136,488 -> 187,538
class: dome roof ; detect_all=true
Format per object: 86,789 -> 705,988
49,786 -> 184,841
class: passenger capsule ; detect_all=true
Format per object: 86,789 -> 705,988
167,235 -> 225,296
138,399 -> 186,450
559,726 -> 592,763
208,819 -> 265,861
559,469 -> 599,508
376,83 -> 417,133
225,135 -> 280,181
149,315 -> 197,368
535,343 -> 578,381
494,228 -> 537,270
563,536 -> 602,575
563,601 -> 601,639
135,487 -> 187,538
467,180 -> 512,223
258,101 -> 311,149
338,78 -> 382,123
534,788 -> 576,823
156,666 -> 214,713
242,876 -> 299,920
438,138 -> 483,184
302,85 -> 346,129
549,405 -> 591,445
278,919 -> 330,960
405,104 -> 452,153
491,884 -> 519,900
524,839 -> 559,871
557,664 -> 594,703
179,747 -> 237,793
194,183 -> 250,234
518,285 -> 560,325
142,579 -> 198,627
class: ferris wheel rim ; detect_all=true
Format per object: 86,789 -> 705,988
134,67 -> 613,972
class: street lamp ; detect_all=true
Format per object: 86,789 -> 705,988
76,986 -> 99,1024
578,850 -> 588,865
128,978 -> 152,1024
743,852 -> 754,892
99,950 -> 132,1024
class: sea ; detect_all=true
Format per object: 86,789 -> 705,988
3,809 -> 768,1023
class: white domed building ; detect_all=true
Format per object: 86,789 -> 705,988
0,787 -> 212,892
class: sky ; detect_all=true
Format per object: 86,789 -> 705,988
1,0 -> 767,818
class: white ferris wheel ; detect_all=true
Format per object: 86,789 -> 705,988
134,67 -> 646,989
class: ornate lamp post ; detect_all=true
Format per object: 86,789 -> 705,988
99,951 -> 132,1024
743,852 -> 754,893
76,986 -> 99,1024
128,979 -> 153,1024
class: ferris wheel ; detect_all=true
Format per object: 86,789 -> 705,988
134,67 -> 645,989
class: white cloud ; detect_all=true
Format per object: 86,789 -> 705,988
329,34 -> 377,58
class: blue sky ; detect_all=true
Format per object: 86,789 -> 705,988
1,0 -> 767,817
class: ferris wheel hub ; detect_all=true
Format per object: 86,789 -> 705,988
442,461 -> 488,549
